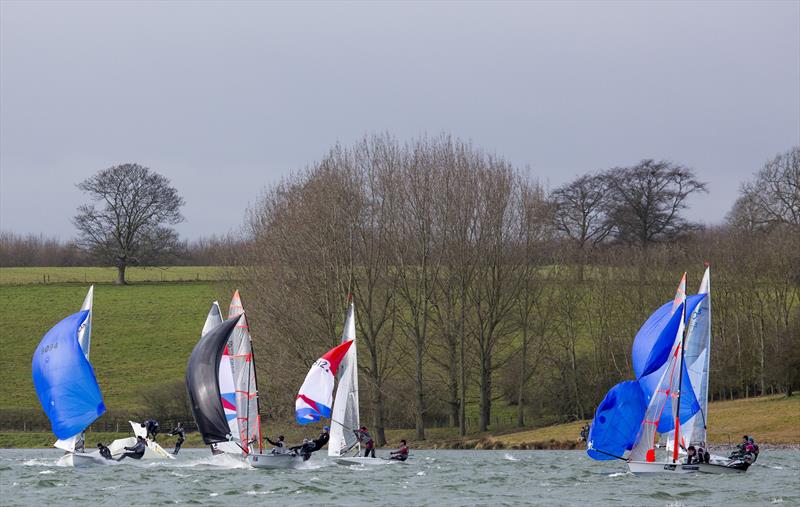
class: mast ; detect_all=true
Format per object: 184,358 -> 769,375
673,302 -> 688,463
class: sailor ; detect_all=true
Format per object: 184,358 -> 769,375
143,419 -> 160,441
265,435 -> 288,454
168,422 -> 185,455
389,439 -> 409,461
353,426 -> 376,458
312,426 -> 330,451
74,434 -> 85,453
685,445 -> 697,464
696,446 -> 707,463
96,442 -> 112,460
289,438 -> 315,461
116,436 -> 147,461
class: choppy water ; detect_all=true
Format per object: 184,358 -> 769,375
1,449 -> 798,506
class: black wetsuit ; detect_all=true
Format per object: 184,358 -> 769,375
289,443 -> 315,461
98,445 -> 112,460
169,426 -> 185,455
117,440 -> 146,461
144,420 -> 160,441
312,432 -> 330,452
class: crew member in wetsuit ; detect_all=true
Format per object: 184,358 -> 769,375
353,426 -> 375,458
289,438 -> 315,461
265,435 -> 288,454
116,436 -> 147,461
312,426 -> 330,451
685,445 -> 697,464
97,442 -> 112,460
143,419 -> 160,441
168,422 -> 185,455
389,439 -> 409,461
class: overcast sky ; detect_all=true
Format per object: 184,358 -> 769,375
1,0 -> 798,240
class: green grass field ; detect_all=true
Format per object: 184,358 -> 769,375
0,266 -> 225,285
0,279 -> 224,411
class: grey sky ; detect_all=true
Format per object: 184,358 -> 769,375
1,0 -> 798,240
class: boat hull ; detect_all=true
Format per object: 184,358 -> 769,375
57,452 -> 106,467
628,461 -> 699,474
248,453 -> 304,469
696,462 -> 750,474
107,436 -> 175,460
333,456 -> 403,466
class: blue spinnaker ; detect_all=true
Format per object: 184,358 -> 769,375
632,294 -> 707,380
638,358 -> 701,433
586,381 -> 647,461
32,311 -> 106,440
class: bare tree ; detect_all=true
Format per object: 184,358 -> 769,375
73,163 -> 185,284
551,173 -> 612,280
603,160 -> 707,246
737,147 -> 800,229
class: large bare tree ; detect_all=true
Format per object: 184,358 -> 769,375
603,160 -> 707,246
73,163 -> 185,284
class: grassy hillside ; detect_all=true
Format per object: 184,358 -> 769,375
0,280 -> 223,411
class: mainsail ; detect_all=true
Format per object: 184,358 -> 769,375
681,267 -> 712,446
186,316 -> 240,444
296,340 -> 354,424
329,299 -> 360,457
32,310 -> 106,441
227,291 -> 261,454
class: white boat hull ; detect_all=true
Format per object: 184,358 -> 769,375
248,453 -> 304,469
628,459 -> 749,475
333,456 -> 403,466
107,436 -> 175,460
628,461 -> 699,474
57,452 -> 107,467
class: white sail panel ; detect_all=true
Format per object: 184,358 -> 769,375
329,301 -> 360,457
228,291 -> 261,455
682,267 -> 711,446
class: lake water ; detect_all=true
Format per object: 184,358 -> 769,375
1,449 -> 798,506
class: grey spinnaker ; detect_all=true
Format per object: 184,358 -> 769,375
186,316 -> 240,445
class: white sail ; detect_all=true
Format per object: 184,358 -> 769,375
55,286 -> 94,453
681,267 -> 712,446
329,300 -> 360,457
228,291 -> 261,455
202,300 -> 223,336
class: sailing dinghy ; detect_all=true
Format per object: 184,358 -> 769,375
588,271 -> 749,474
32,287 -> 106,467
327,300 -> 390,466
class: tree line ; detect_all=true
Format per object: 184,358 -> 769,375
228,135 -> 798,444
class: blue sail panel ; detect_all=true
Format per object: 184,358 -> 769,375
32,311 -> 106,440
586,381 -> 646,461
632,295 -> 706,380
656,361 -> 701,433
